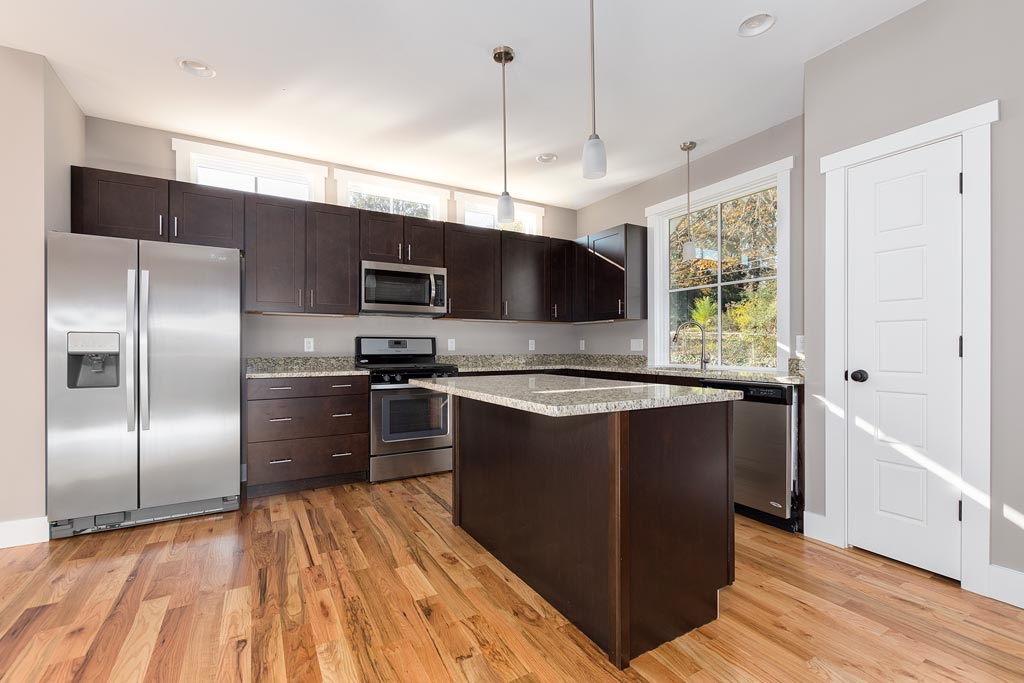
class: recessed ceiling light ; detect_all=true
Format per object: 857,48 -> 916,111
177,58 -> 216,78
738,13 -> 776,37
536,153 -> 559,164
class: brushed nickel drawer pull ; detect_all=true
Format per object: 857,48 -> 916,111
331,452 -> 353,458
268,417 -> 292,422
332,413 -> 353,418
331,384 -> 352,388
268,386 -> 293,391
269,458 -> 293,465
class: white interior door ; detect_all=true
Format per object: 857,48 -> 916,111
846,137 -> 963,579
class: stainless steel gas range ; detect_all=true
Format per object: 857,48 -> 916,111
356,336 -> 457,482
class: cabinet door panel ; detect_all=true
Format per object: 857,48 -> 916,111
307,203 -> 360,314
404,217 -> 445,266
244,194 -> 306,313
549,238 -> 575,322
588,226 -> 627,320
359,211 -> 403,264
501,232 -> 549,321
72,166 -> 168,242
168,181 -> 244,249
444,223 -> 501,319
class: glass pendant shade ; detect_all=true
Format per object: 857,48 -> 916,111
582,133 -> 607,179
497,191 -> 515,223
682,240 -> 698,260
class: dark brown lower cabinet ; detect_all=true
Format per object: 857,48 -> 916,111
168,181 -> 244,248
307,203 -> 360,314
245,377 -> 370,496
444,222 -> 501,319
501,232 -> 549,321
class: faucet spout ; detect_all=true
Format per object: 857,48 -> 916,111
671,320 -> 712,371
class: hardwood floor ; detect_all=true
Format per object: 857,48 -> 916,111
0,474 -> 1022,682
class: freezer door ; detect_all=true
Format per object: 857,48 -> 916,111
138,241 -> 240,507
47,232 -> 140,521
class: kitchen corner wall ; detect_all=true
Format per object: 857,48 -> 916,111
0,46 -> 83,534
803,0 -> 1024,572
574,116 -> 805,358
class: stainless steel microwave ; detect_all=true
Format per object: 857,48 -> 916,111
361,261 -> 447,316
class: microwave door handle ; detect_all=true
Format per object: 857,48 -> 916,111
429,274 -> 436,306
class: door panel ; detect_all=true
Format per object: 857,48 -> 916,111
168,181 -> 244,249
549,238 -> 575,321
307,203 -> 360,314
72,167 -> 168,242
588,227 -> 626,319
846,137 -> 963,579
501,232 -> 549,321
244,194 -> 306,313
138,241 -> 240,508
46,233 -> 140,520
404,217 -> 445,266
444,223 -> 501,319
360,211 -> 404,264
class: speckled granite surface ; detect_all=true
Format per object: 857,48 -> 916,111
246,353 -> 804,384
410,374 -> 744,418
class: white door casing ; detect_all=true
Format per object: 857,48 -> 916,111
846,138 -> 963,579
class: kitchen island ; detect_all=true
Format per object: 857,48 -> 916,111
409,373 -> 743,669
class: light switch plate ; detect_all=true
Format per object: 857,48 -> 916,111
304,337 -> 315,352
579,339 -> 586,351
447,338 -> 456,351
795,334 -> 806,356
630,338 -> 644,352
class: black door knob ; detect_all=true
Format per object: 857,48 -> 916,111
850,369 -> 869,383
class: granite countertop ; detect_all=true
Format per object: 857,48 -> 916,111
246,354 -> 804,384
409,373 -> 744,418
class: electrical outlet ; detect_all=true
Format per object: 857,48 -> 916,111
579,339 -> 586,351
528,339 -> 535,351
447,338 -> 456,351
630,338 -> 644,352
303,337 -> 315,352
795,335 -> 806,356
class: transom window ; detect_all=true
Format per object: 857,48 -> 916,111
454,192 -> 545,235
335,170 -> 450,221
646,158 -> 792,371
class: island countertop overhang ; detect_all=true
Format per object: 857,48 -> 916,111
409,373 -> 743,417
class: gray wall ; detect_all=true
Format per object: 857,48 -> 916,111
44,62 -> 85,232
575,117 -> 805,359
803,0 -> 1024,570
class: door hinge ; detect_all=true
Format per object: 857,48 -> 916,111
844,370 -> 849,381
959,335 -> 963,358
959,172 -> 964,194
958,499 -> 963,522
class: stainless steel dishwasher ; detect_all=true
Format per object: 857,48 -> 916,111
701,380 -> 799,527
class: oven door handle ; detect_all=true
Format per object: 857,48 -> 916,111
371,383 -> 416,390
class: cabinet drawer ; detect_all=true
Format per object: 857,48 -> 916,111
247,395 -> 368,442
247,375 -> 368,400
247,434 -> 368,485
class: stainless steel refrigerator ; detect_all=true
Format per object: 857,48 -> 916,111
46,232 -> 241,538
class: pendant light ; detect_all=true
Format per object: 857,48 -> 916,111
680,142 -> 698,260
581,0 -> 607,179
494,45 -> 516,224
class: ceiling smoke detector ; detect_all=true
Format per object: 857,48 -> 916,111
536,153 -> 559,164
738,13 -> 776,37
177,58 -> 216,78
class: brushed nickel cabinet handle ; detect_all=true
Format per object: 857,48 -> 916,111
269,458 -> 293,465
504,300 -> 509,316
448,298 -> 452,313
331,384 -> 352,388
398,242 -> 403,259
297,288 -> 302,307
554,303 -> 558,319
618,299 -> 623,315
158,215 -> 163,236
332,413 -> 353,418
331,452 -> 353,458
268,417 -> 292,422
309,289 -> 313,308
268,386 -> 293,391
173,216 -> 178,238
407,244 -> 411,261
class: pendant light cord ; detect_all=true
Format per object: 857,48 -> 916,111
686,146 -> 692,238
589,0 -> 597,136
502,61 -> 508,193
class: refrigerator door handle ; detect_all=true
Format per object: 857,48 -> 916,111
126,269 -> 137,432
140,269 -> 151,431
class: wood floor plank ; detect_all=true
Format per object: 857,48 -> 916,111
0,474 -> 1019,682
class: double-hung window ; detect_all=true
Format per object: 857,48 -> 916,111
646,158 -> 792,371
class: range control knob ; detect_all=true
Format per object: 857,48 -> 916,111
394,374 -> 402,383
381,374 -> 392,383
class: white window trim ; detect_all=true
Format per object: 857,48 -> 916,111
334,169 -> 451,221
171,138 -> 328,202
453,191 -> 545,234
816,100 -> 1021,609
645,157 -> 793,372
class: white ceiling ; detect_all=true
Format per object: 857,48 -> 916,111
1,0 -> 923,210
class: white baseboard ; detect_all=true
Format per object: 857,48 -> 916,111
802,511 -> 846,549
982,564 -> 1024,609
0,516 -> 49,549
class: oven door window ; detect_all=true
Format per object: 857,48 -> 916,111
364,268 -> 431,306
381,392 -> 449,442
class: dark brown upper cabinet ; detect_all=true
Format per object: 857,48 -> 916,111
359,211 -> 404,264
403,217 -> 445,267
585,223 -> 647,321
549,238 -> 582,322
501,232 -> 550,321
244,194 -> 306,313
306,203 -> 360,315
72,166 -> 168,242
444,223 -> 501,320
168,181 -> 244,249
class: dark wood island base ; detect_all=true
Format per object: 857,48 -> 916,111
452,397 -> 735,669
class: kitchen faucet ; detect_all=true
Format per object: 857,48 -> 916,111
672,320 -> 712,371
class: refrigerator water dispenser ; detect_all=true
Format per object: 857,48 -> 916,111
67,332 -> 119,388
